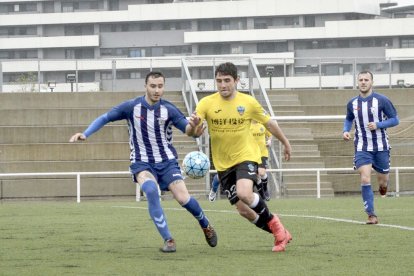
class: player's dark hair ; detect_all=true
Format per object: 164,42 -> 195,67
145,71 -> 165,84
215,62 -> 238,80
358,70 -> 373,81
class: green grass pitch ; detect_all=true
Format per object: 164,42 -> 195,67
1,197 -> 413,275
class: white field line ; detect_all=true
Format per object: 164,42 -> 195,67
112,205 -> 414,231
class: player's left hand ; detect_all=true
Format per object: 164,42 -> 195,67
188,112 -> 201,128
194,123 -> 206,137
266,138 -> 272,147
284,143 -> 292,161
188,112 -> 205,137
367,122 -> 377,130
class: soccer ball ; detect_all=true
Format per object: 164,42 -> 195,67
182,151 -> 210,179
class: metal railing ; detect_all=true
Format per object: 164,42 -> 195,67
2,55 -> 414,92
1,166 -> 412,202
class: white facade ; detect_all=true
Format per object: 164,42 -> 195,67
1,0 -> 413,91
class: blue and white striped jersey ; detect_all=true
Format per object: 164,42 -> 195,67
85,96 -> 188,163
345,92 -> 398,152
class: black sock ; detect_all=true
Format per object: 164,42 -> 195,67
251,197 -> 273,222
255,215 -> 272,233
261,176 -> 268,191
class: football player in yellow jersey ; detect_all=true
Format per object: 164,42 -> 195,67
251,120 -> 272,201
188,62 -> 292,252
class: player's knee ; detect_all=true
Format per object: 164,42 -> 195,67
236,191 -> 251,203
141,181 -> 158,197
377,176 -> 388,186
176,194 -> 190,206
360,175 -> 371,184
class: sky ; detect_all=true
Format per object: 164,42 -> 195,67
395,0 -> 414,5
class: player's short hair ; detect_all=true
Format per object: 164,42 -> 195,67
215,62 -> 238,80
145,71 -> 165,84
358,70 -> 373,81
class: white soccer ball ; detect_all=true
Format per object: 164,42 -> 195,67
182,151 -> 210,179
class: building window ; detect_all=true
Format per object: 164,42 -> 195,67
116,71 -> 131,79
401,37 -> 414,48
4,72 -> 38,83
78,71 -> 95,82
284,16 -> 299,26
257,42 -> 288,53
62,2 -> 78,12
78,1 -> 99,10
27,50 -> 38,59
65,25 -> 94,35
151,47 -> 163,57
304,16 -> 315,27
129,48 -> 142,57
400,61 -> 414,73
101,49 -> 113,57
163,45 -> 191,55
199,44 -> 230,55
101,72 -> 112,80
295,65 -> 319,75
108,0 -> 119,11
130,72 -> 141,79
254,18 -> 271,29
0,28 -> 8,36
66,48 -> 94,59
357,63 -> 389,73
231,45 -> 242,54
65,49 -> 75,59
0,51 -> 12,59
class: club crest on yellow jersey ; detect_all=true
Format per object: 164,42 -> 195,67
237,106 -> 245,116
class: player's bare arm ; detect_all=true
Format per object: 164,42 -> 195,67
69,133 -> 86,142
266,119 -> 291,161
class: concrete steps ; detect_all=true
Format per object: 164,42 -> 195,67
0,91 -> 207,199
269,92 -> 334,197
271,89 -> 414,197
0,126 -> 195,144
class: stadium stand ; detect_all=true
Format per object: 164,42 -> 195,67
0,91 -> 201,200
270,88 -> 414,197
1,88 -> 413,199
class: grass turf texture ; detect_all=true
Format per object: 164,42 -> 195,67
1,197 -> 413,275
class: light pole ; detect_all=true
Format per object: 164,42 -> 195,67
47,81 -> 56,92
197,82 -> 205,91
265,66 -> 274,90
240,80 -> 246,90
67,74 -> 76,92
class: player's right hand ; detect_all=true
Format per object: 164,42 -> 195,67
343,132 -> 351,141
69,133 -> 86,142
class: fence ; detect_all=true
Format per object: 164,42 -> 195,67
1,55 -> 414,92
1,167 -> 412,202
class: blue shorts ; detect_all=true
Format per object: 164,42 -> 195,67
129,160 -> 184,191
354,150 -> 390,174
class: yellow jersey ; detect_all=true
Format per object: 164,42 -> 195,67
196,91 -> 271,171
250,121 -> 271,158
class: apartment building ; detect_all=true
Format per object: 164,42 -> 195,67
0,0 -> 413,91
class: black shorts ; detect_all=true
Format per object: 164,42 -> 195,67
258,157 -> 269,169
217,161 -> 258,205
